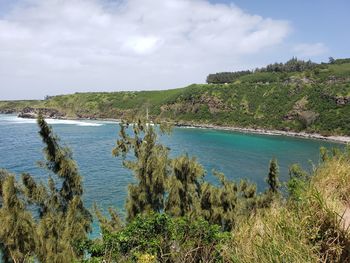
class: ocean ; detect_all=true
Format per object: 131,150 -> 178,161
0,114 -> 340,237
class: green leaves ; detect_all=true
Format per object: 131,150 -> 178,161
113,119 -> 169,221
267,158 -> 280,194
1,115 -> 94,262
287,164 -> 309,201
33,116 -> 92,261
85,213 -> 226,262
0,173 -> 36,263
165,155 -> 204,218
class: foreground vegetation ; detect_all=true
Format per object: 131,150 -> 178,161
1,58 -> 350,135
0,116 -> 350,262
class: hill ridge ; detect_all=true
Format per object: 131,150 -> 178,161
1,59 -> 350,136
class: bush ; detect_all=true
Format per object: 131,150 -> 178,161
84,213 -> 228,262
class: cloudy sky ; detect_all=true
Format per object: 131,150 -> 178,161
0,0 -> 349,100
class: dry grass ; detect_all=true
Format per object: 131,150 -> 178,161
222,202 -> 319,263
222,148 -> 350,263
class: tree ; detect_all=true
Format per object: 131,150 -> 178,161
0,173 -> 36,263
267,158 -> 280,194
165,155 -> 204,217
200,181 -> 220,226
94,205 -> 123,234
21,115 -> 92,262
206,71 -> 251,84
257,158 -> 281,208
216,172 -> 239,231
200,172 -> 257,231
112,119 -> 169,221
37,115 -> 87,211
255,57 -> 317,73
287,164 -> 309,200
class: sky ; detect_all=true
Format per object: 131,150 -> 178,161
0,0 -> 349,100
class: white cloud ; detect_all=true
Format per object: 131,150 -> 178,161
0,0 -> 291,99
293,42 -> 328,57
122,36 -> 163,55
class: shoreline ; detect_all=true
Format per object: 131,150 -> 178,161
175,123 -> 350,144
37,118 -> 350,144
1,112 -> 349,144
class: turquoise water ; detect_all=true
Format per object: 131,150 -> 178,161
0,114 -> 341,236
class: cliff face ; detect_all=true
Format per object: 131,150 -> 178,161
17,107 -> 66,119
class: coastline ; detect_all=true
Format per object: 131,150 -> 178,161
1,112 -> 349,144
175,123 -> 350,144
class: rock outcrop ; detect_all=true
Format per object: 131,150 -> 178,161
334,96 -> 350,105
0,109 -> 16,114
284,97 -> 319,126
321,93 -> 350,106
18,107 -> 65,119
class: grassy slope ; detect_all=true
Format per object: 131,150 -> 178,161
1,63 -> 350,135
226,149 -> 350,262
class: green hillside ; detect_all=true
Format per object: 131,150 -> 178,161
1,59 -> 350,135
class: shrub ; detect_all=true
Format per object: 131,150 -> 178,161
84,213 -> 228,262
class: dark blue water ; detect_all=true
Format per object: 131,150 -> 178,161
0,114 -> 341,237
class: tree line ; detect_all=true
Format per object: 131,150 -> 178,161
206,71 -> 251,84
206,57 -> 318,84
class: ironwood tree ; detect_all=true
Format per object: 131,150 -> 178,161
0,173 -> 36,263
165,154 -> 204,217
267,158 -> 280,194
112,119 -> 169,221
21,115 -> 92,262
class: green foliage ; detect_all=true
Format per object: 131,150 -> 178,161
84,213 -> 227,262
2,58 -> 350,135
238,72 -> 280,83
112,120 -> 169,221
206,71 -> 251,84
206,58 -> 317,84
287,164 -> 309,201
12,116 -> 93,262
33,116 -> 92,261
1,110 -> 350,262
267,158 -> 280,194
37,115 -> 87,209
255,158 -> 281,208
200,172 -> 257,231
112,119 -> 259,232
94,205 -> 123,234
225,148 -> 350,263
256,57 -> 317,73
0,173 -> 36,263
165,154 -> 204,217
334,58 -> 350,64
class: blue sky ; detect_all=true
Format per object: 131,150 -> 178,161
0,0 -> 348,99
213,0 -> 350,61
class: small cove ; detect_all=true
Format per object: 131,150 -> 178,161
0,114 -> 342,237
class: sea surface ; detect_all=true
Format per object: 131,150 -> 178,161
0,114 -> 341,237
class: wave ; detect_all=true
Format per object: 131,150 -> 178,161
0,115 -> 104,127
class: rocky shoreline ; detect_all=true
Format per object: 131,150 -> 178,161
16,107 -> 66,119
1,108 -> 349,144
175,123 -> 350,144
